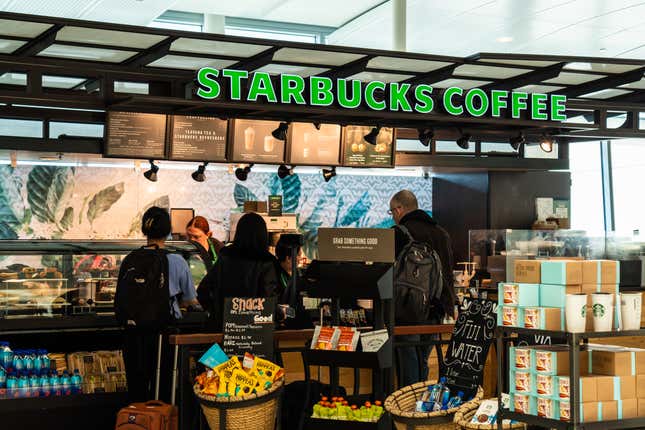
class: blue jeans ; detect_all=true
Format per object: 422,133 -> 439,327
396,334 -> 432,387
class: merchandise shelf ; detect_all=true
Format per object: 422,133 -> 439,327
306,414 -> 391,430
0,392 -> 128,413
303,338 -> 393,369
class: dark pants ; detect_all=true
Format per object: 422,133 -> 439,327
396,334 -> 437,388
123,328 -> 165,403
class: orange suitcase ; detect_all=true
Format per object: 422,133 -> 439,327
115,401 -> 178,430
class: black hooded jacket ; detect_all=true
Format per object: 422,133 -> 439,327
197,244 -> 280,330
394,209 -> 456,319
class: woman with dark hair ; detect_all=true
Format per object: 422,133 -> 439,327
197,212 -> 280,329
186,216 -> 224,271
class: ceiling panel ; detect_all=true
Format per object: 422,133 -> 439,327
172,38 -> 269,58
254,64 -> 328,77
0,38 -> 25,54
579,88 -> 633,99
515,84 -> 566,93
37,44 -> 137,62
432,78 -> 492,89
273,48 -> 364,66
0,72 -> 26,86
478,59 -> 559,68
56,27 -> 166,49
42,75 -> 86,89
367,57 -> 453,73
454,64 -> 532,79
563,62 -> 643,74
147,55 -> 236,70
543,72 -> 607,85
0,18 -> 51,38
619,79 -> 645,90
349,71 -> 414,83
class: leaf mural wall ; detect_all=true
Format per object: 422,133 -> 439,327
0,166 -> 432,257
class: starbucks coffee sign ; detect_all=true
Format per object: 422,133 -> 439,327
196,68 -> 567,122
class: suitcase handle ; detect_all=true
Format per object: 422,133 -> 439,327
144,401 -> 165,407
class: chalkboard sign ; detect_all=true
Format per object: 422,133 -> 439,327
222,297 -> 275,359
443,298 -> 497,398
516,333 -> 566,347
105,111 -> 167,159
169,115 -> 228,162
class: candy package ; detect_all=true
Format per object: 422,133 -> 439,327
311,326 -> 340,350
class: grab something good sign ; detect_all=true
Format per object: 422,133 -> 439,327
195,68 -> 567,121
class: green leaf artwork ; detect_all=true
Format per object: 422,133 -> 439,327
0,221 -> 18,240
280,174 -> 301,213
128,195 -> 170,237
0,166 -> 25,231
87,182 -> 125,224
233,183 -> 258,208
27,166 -> 74,225
59,207 -> 74,231
338,191 -> 371,226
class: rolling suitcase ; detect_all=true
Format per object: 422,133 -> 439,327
115,400 -> 178,430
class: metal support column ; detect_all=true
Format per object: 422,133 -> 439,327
392,0 -> 407,51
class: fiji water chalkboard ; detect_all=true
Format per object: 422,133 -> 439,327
223,297 -> 275,359
443,298 -> 497,398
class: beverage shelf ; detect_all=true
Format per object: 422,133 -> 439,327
303,338 -> 392,369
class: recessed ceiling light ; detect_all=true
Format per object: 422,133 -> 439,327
496,36 -> 514,43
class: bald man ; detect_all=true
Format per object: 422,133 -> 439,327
390,190 -> 456,386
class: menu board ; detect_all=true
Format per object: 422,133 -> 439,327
342,125 -> 395,168
222,296 -> 275,359
169,115 -> 227,162
443,298 -> 497,398
105,111 -> 167,159
230,119 -> 285,163
287,123 -> 341,166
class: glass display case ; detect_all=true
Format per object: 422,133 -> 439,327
0,240 -> 203,319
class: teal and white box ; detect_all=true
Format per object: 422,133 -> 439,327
510,370 -> 535,394
510,346 -> 532,371
499,305 -> 524,327
531,347 -> 570,376
541,260 -> 582,285
509,392 -> 536,415
536,395 -> 559,419
522,306 -> 565,331
535,373 -> 557,398
499,282 -> 539,307
539,284 -> 579,308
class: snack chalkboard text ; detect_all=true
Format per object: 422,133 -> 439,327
223,297 -> 275,359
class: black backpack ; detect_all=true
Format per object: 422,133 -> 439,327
114,247 -> 171,330
393,224 -> 444,323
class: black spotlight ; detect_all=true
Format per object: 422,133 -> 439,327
277,164 -> 294,179
322,166 -> 336,183
540,134 -> 554,153
191,162 -> 208,182
143,160 -> 159,182
235,164 -> 254,181
456,133 -> 471,150
271,122 -> 289,141
509,132 -> 526,151
364,126 -> 381,145
418,128 -> 434,147
313,122 -> 321,130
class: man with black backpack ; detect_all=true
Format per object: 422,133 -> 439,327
115,207 -> 199,403
389,190 -> 456,387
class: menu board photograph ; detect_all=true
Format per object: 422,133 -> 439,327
342,125 -> 395,168
287,122 -> 341,166
230,119 -> 286,164
105,111 -> 167,159
169,115 -> 228,162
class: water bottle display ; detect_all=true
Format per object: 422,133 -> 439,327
433,384 -> 451,412
414,379 -> 472,413
71,369 -> 82,395
446,391 -> 464,409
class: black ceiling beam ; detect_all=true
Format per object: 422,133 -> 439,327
121,36 -> 178,68
607,91 -> 645,104
560,67 -> 645,98
321,56 -> 373,80
229,46 -> 280,72
13,24 -> 62,57
401,64 -> 459,86
482,62 -> 565,92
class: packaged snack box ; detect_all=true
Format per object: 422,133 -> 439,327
510,347 -> 531,370
511,393 -> 535,415
510,370 -> 534,394
501,306 -> 523,327
533,347 -> 570,375
536,374 -> 556,397
499,283 -> 539,307
537,396 -> 558,419
559,400 -> 570,421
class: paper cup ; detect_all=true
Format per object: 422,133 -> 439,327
620,292 -> 642,330
591,293 -> 614,332
565,293 -> 587,333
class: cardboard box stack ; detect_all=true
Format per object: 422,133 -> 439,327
498,259 -> 621,331
508,344 -> 643,422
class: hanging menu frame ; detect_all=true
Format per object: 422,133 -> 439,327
168,115 -> 228,162
340,125 -> 397,168
228,118 -> 287,165
104,111 -> 169,160
285,122 -> 342,167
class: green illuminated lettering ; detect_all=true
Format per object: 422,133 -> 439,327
389,82 -> 412,112
551,94 -> 567,121
247,72 -> 277,103
465,88 -> 489,117
310,76 -> 334,106
280,74 -> 305,104
511,92 -> 528,119
414,85 -> 434,113
443,87 -> 463,115
337,79 -> 361,109
365,81 -> 386,110
491,90 -> 508,117
531,93 -> 548,120
222,69 -> 247,100
196,67 -> 220,100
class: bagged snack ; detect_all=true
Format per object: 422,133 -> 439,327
311,326 -> 340,350
199,343 -> 229,369
214,356 -> 242,375
230,369 -> 258,396
252,357 -> 282,381
336,327 -> 360,351
218,369 -> 233,397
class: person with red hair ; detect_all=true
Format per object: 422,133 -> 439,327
186,216 -> 224,271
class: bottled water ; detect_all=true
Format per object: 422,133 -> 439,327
427,377 -> 447,411
41,350 -> 50,374
60,370 -> 71,396
6,372 -> 17,398
0,342 -> 13,370
12,349 -> 23,372
29,373 -> 40,398
17,372 -> 29,398
50,372 -> 61,397
39,373 -> 51,397
23,350 -> 34,372
33,350 -> 43,376
71,369 -> 83,395
433,384 -> 451,412
446,391 -> 465,409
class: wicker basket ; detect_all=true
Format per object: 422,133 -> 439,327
194,379 -> 284,430
453,399 -> 526,430
384,383 -> 484,430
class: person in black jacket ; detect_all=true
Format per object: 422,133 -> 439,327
197,212 -> 281,331
390,190 -> 456,386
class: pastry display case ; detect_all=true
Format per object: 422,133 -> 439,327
0,240 -> 203,319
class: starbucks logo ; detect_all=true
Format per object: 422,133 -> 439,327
581,305 -> 586,318
593,303 -> 605,317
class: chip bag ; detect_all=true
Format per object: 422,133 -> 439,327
214,356 -> 242,375
252,357 -> 282,381
230,369 -> 258,397
218,369 -> 233,397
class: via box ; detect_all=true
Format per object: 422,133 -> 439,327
510,370 -> 535,394
539,284 -> 581,308
510,346 -> 532,371
523,306 -> 564,331
596,375 -> 636,401
499,282 -> 539,307
557,376 -> 597,402
510,393 -> 536,415
582,260 -> 620,285
541,260 -> 583,286
499,305 -> 524,327
536,396 -> 559,419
